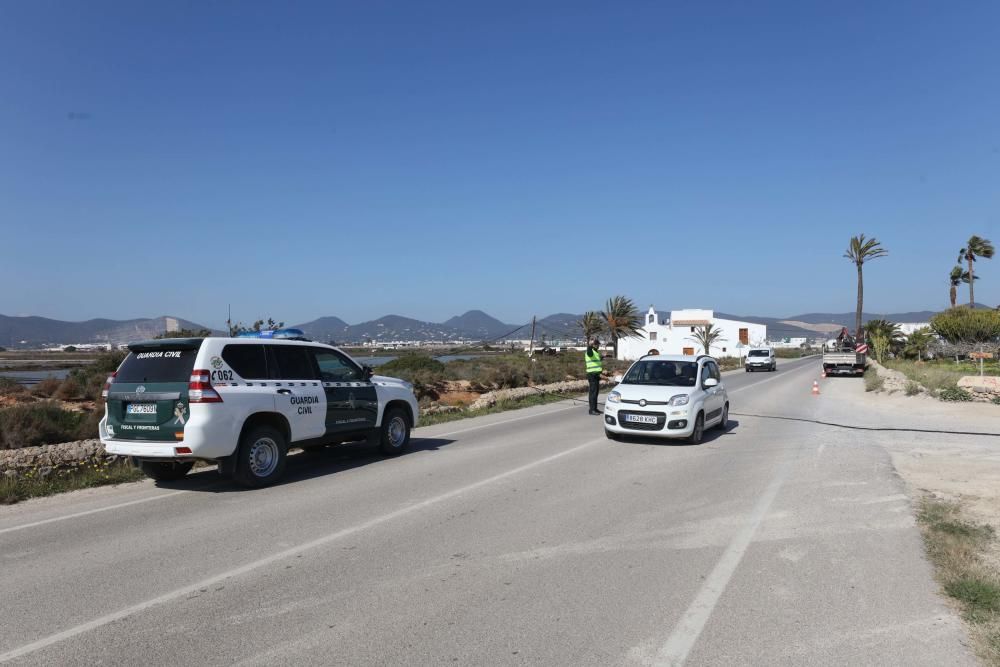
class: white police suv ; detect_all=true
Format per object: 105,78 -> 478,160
603,354 -> 728,444
99,329 -> 419,487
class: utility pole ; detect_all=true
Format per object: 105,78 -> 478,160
528,316 -> 537,357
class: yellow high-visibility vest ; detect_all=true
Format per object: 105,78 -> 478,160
585,349 -> 603,374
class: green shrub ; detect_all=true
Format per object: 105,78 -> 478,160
0,402 -> 93,449
904,381 -> 921,396
938,386 -> 974,402
992,396 -> 1000,406
378,355 -> 445,380
54,378 -> 84,401
945,578 -> 1000,617
32,377 -> 62,398
931,308 -> 1000,345
0,378 -> 26,396
864,369 -> 884,392
91,350 -> 128,374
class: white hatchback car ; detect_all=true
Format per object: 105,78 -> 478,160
603,355 -> 729,444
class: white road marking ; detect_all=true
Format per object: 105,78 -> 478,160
654,453 -> 795,666
0,404 -> 579,536
0,359 -> 815,537
728,359 -> 817,395
427,404 -> 577,438
0,491 -> 188,536
0,437 -> 604,663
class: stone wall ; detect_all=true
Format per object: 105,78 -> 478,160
866,359 -> 917,394
470,378 -> 610,411
957,375 -> 1000,400
1,439 -> 116,479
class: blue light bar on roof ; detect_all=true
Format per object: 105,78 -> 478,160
235,328 -> 307,340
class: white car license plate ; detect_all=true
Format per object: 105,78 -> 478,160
624,414 -> 658,424
126,403 -> 157,415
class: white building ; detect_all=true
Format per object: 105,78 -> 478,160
769,337 -> 809,349
617,307 -> 767,361
898,322 -> 931,336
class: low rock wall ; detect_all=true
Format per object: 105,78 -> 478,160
866,359 -> 917,394
1,439 -> 118,478
957,375 -> 1000,399
470,378 -> 611,411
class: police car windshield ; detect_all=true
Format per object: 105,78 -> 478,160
748,350 -> 770,357
622,360 -> 697,387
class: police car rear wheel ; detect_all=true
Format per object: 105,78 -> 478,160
138,460 -> 193,482
234,425 -> 288,488
376,408 -> 410,456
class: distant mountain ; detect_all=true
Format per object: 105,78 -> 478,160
0,314 -> 215,348
719,309 -> 950,340
443,310 -> 521,340
292,316 -> 350,343
785,311 -> 940,327
715,314 -> 823,339
5,306 -> 969,349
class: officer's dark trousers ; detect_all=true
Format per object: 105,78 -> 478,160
587,372 -> 601,412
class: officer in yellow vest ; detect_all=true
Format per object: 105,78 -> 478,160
585,338 -> 604,415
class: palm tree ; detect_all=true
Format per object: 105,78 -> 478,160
601,296 -> 642,358
949,266 -> 978,308
949,266 -> 963,308
576,311 -> 606,343
844,235 -> 888,338
958,235 -> 995,307
903,327 -> 934,361
688,324 -> 726,356
864,318 -> 903,363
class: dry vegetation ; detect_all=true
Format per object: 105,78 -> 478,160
918,497 -> 1000,664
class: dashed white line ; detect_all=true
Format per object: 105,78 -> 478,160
0,437 -> 603,664
654,453 -> 795,666
0,490 -> 188,536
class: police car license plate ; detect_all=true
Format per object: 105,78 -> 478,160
126,403 -> 157,415
624,414 -> 657,424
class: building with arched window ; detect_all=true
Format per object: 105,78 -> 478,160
616,306 -> 767,361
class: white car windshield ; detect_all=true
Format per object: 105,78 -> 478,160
748,350 -> 770,357
622,360 -> 697,387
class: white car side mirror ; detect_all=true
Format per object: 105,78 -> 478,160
613,374 -> 624,383
703,377 -> 719,388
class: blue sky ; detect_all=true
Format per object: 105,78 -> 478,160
2,1 -> 998,329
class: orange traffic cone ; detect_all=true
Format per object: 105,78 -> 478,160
812,381 -> 820,396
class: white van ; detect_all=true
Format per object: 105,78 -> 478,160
744,347 -> 776,372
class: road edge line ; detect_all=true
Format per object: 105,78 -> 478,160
0,437 -> 603,663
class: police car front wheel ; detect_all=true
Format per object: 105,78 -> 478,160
372,408 -> 411,456
234,425 -> 288,488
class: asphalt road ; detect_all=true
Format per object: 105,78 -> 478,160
0,356 -> 974,665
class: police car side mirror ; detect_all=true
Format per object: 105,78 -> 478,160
703,377 -> 719,388
362,365 -> 374,381
613,374 -> 624,383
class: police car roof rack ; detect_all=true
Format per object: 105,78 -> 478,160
235,328 -> 311,342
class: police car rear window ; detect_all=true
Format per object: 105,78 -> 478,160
222,344 -> 268,379
116,350 -> 197,383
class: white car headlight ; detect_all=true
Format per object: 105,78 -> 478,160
669,394 -> 689,406
607,391 -> 622,404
